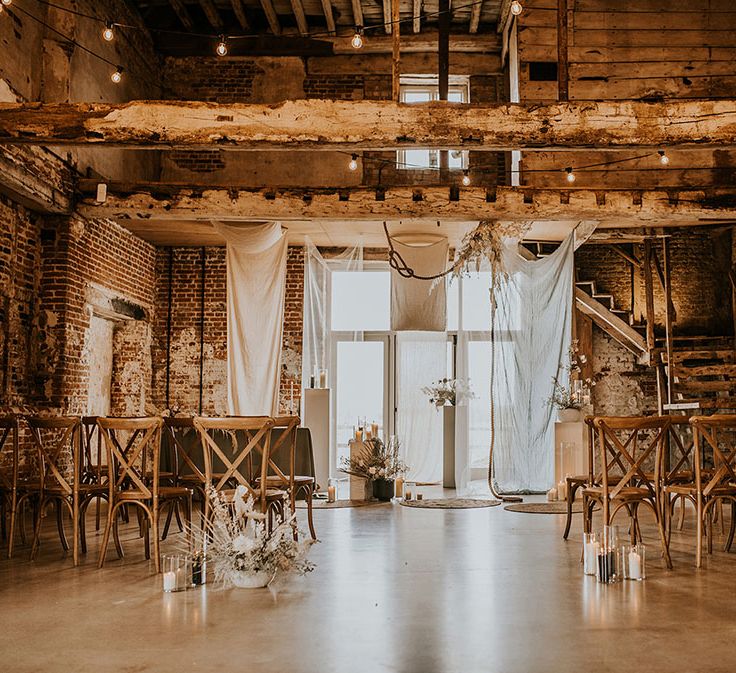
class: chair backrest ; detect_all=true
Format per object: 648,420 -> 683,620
0,415 -> 19,492
690,415 -> 736,496
266,416 -> 300,488
163,417 -> 204,485
593,415 -> 671,500
663,416 -> 695,484
192,416 -> 274,510
584,415 -> 595,484
97,417 -> 163,501
26,416 -> 82,495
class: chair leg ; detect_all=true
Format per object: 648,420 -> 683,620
174,501 -> 183,533
113,510 -> 124,559
696,494 -> 704,569
56,499 -> 70,552
7,492 -> 17,559
72,494 -> 80,567
151,506 -> 161,574
98,502 -> 117,568
707,507 -> 714,556
563,481 -> 577,541
306,484 -> 317,541
726,500 -> 736,553
30,497 -> 45,561
161,502 -> 174,541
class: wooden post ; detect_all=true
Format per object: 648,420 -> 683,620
438,0 -> 450,180
643,238 -> 656,354
662,236 -> 674,406
557,0 -> 569,102
391,0 -> 401,102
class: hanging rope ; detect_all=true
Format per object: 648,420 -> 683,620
384,222 -> 456,281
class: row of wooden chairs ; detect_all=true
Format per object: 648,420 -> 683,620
0,414 -> 316,572
563,414 -> 736,569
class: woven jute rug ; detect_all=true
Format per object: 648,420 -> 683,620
504,501 -> 584,515
296,499 -> 391,509
400,498 -> 502,509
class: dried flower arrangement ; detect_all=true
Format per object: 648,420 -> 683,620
547,340 -> 595,411
198,485 -> 316,588
421,378 -> 477,407
339,437 -> 407,482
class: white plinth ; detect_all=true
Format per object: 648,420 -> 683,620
554,421 -> 588,484
302,388 -> 330,492
348,439 -> 369,500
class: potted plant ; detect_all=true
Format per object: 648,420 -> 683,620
340,437 -> 407,501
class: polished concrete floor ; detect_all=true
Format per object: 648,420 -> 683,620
1,493 -> 736,673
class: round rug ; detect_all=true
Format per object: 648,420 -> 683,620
504,501 -> 583,514
400,498 -> 501,509
296,499 -> 391,509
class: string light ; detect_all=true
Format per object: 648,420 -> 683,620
348,154 -> 359,171
216,35 -> 228,56
658,149 -> 670,165
462,169 -> 471,186
351,26 -> 364,49
102,22 -> 114,41
1,0 -> 12,6
111,66 -> 123,84
510,1 -> 523,16
565,167 -> 576,183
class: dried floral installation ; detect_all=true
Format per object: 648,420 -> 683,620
340,437 -> 407,482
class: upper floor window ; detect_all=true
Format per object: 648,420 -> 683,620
398,75 -> 470,170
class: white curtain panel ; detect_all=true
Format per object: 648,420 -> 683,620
390,236 -> 448,331
213,221 -> 287,415
395,332 -> 446,483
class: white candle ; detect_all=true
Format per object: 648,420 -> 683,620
319,370 -> 327,388
628,550 -> 642,580
557,479 -> 567,501
365,427 -> 372,440
163,571 -> 176,592
584,542 -> 597,575
395,477 -> 404,498
547,487 -> 558,502
327,485 -> 336,503
404,490 -> 412,501
371,422 -> 379,438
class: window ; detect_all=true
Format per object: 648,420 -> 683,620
330,269 -> 391,331
397,75 -> 470,170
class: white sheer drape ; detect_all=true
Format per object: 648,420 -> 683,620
301,237 -> 363,392
396,332 -> 446,483
455,234 -> 575,495
213,221 -> 287,415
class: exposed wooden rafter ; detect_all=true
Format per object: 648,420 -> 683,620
383,0 -> 392,34
198,0 -> 224,29
76,185 -> 736,226
413,0 -> 422,33
168,0 -> 194,30
230,0 -> 251,30
351,0 -> 364,28
320,0 -> 337,35
469,0 -> 483,34
2,99 -> 735,150
290,0 -> 309,36
259,0 -> 281,35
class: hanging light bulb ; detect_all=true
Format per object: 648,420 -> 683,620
351,26 -> 364,50
565,167 -> 576,183
111,66 -> 123,84
216,35 -> 228,56
1,0 -> 13,6
462,169 -> 471,187
510,1 -> 523,16
348,154 -> 359,171
102,23 -> 114,42
658,149 -> 670,165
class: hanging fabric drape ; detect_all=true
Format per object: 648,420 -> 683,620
213,221 -> 287,415
301,237 -> 363,392
454,233 -> 575,495
390,236 -> 448,331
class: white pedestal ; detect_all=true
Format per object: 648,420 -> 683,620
302,388 -> 330,492
443,406 -> 455,489
348,439 -> 369,500
554,421 -> 588,485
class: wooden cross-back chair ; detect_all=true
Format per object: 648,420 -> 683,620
80,416 -> 110,531
192,416 -> 286,526
661,417 -> 697,533
583,415 -> 672,569
0,415 -> 37,559
257,416 -> 316,540
664,415 -> 736,568
97,417 -> 192,573
26,416 -> 107,566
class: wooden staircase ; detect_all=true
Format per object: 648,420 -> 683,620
574,280 -> 649,363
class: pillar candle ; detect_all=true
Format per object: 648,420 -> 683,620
628,550 -> 642,580
163,571 -> 176,592
371,422 -> 379,438
365,427 -> 372,440
557,479 -> 567,501
354,428 -> 363,442
584,542 -> 597,575
319,369 -> 327,388
327,485 -> 336,503
395,477 -> 404,498
547,487 -> 558,502
404,489 -> 412,501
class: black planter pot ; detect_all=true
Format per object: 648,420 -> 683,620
372,478 -> 394,501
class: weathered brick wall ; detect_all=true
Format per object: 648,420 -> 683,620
280,247 -> 305,414
151,245 -> 304,415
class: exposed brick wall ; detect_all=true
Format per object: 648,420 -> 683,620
280,247 -> 304,414
304,75 -> 364,100
169,150 -> 226,174
162,57 -> 259,102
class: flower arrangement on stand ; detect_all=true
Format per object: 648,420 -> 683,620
340,437 -> 408,501
421,378 -> 476,408
199,485 -> 316,589
547,340 -> 595,421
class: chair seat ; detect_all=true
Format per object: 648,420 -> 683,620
118,486 -> 192,501
220,487 -> 286,503
666,482 -> 736,497
583,485 -> 652,501
260,475 -> 315,487
42,483 -> 107,496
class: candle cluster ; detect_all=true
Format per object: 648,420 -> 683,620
162,553 -> 207,592
582,527 -> 646,583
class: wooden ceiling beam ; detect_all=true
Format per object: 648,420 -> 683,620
76,185 -> 736,225
230,0 -> 251,30
469,0 -> 483,34
198,0 -> 224,30
259,0 -> 282,35
290,0 -> 310,36
383,0 -> 392,34
168,0 -> 194,30
320,0 -> 337,35
413,0 -> 422,33
2,99 -> 736,150
351,0 -> 364,28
